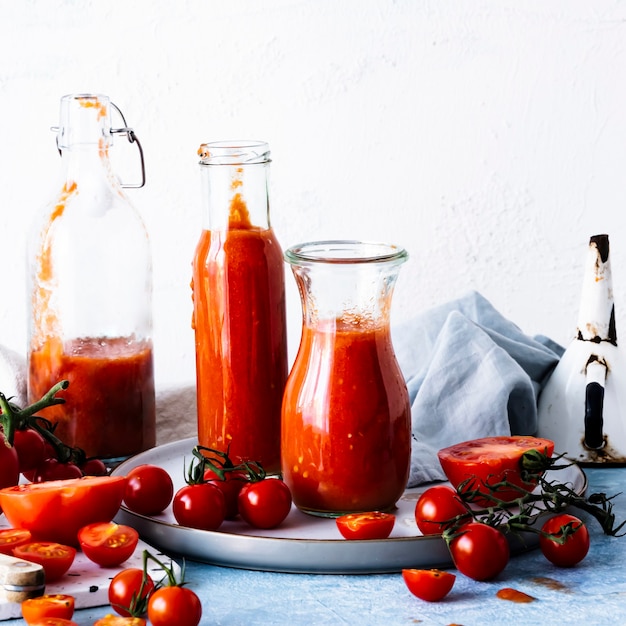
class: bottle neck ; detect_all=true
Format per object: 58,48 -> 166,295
198,141 -> 272,231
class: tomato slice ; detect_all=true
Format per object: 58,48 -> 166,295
0,475 -> 127,546
335,511 -> 395,540
0,528 -> 32,555
21,594 -> 75,624
437,436 -> 555,504
402,569 -> 456,602
78,522 -> 139,567
13,542 -> 76,583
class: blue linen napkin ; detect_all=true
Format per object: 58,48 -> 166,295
392,291 -> 563,487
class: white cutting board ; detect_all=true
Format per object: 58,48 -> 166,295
0,516 -> 177,620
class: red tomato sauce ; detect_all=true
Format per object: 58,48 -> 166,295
28,337 -> 156,459
281,320 -> 411,514
192,209 -> 287,474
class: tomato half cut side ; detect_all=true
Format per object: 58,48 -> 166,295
94,616 -> 147,626
0,528 -> 32,555
21,594 -> 75,623
0,475 -> 127,546
336,511 -> 395,540
78,522 -> 139,567
437,436 -> 555,504
402,569 -> 456,602
14,542 -> 76,582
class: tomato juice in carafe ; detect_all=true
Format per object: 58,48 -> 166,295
191,141 -> 288,474
282,241 -> 411,516
27,94 -> 155,460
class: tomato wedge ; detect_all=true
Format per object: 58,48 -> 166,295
0,528 -> 32,555
335,511 -> 395,540
78,522 -> 139,567
0,475 -> 127,546
21,594 -> 75,624
437,436 -> 554,504
402,569 -> 456,602
13,542 -> 76,582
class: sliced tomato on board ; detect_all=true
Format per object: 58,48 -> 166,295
336,511 -> 395,540
21,594 -> 75,624
0,475 -> 126,545
13,542 -> 76,582
402,569 -> 456,602
78,522 -> 139,567
437,436 -> 555,504
0,528 -> 32,555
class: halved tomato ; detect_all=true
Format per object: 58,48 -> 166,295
94,616 -> 147,626
26,619 -> 78,626
0,528 -> 32,555
0,475 -> 127,546
335,511 -> 395,540
437,436 -> 555,504
13,543 -> 76,582
402,569 -> 456,602
21,594 -> 75,624
78,522 -> 139,567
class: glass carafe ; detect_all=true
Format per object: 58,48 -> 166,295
27,93 -> 155,461
191,140 -> 288,474
282,240 -> 411,516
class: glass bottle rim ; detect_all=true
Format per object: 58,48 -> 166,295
285,240 -> 408,266
198,140 -> 270,166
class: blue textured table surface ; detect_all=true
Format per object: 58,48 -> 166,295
5,467 -> 626,626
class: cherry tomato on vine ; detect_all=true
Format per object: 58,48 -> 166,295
0,435 -> 19,490
173,482 -> 226,530
238,478 -> 292,529
21,594 -> 75,624
447,522 -> 509,581
539,513 -> 590,567
94,616 -> 146,626
336,511 -> 395,540
80,458 -> 108,476
32,459 -> 83,483
13,428 -> 46,474
123,464 -> 174,516
147,585 -> 202,626
0,528 -> 32,555
415,485 -> 467,536
108,568 -> 155,617
78,522 -> 139,567
13,542 -> 76,582
203,467 -> 247,520
402,569 -> 456,602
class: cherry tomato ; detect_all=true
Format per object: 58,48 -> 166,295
437,436 -> 555,504
80,458 -> 108,476
147,586 -> 202,626
108,567 -> 155,617
402,569 -> 456,602
21,594 -> 75,624
414,485 -> 468,536
0,527 -> 32,555
0,475 -> 127,546
540,513 -> 590,567
336,511 -> 395,540
123,464 -> 174,516
173,482 -> 225,530
13,428 -> 46,474
238,478 -> 292,529
13,542 -> 76,582
203,467 -> 247,520
26,619 -> 78,626
447,522 -> 510,581
0,435 -> 19,489
32,459 -> 83,483
78,522 -> 139,567
94,616 -> 146,626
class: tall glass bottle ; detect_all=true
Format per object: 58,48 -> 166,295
192,140 -> 288,474
282,240 -> 411,516
27,93 -> 156,461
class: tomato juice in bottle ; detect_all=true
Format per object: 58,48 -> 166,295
192,141 -> 288,474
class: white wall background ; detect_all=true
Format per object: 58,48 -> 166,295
1,0 -> 626,391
